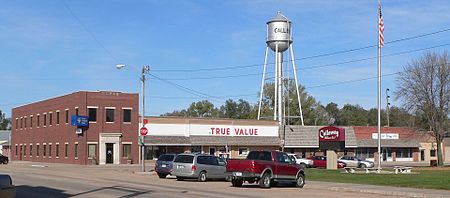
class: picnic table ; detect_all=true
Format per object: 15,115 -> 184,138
343,167 -> 356,173
393,166 -> 412,174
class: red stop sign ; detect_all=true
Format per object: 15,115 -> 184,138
140,127 -> 148,136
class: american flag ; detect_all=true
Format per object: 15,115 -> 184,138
378,5 -> 385,47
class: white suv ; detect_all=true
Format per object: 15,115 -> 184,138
288,153 -> 313,168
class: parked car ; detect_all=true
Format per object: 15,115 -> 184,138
0,154 -> 8,164
172,153 -> 228,182
288,153 -> 313,168
307,156 -> 346,168
338,156 -> 374,168
0,174 -> 15,198
155,154 -> 177,178
226,150 -> 305,188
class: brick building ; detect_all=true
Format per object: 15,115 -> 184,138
11,91 -> 139,165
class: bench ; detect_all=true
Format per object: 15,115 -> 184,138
393,166 -> 412,174
364,168 -> 379,173
343,167 -> 356,173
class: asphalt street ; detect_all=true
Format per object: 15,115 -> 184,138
1,161 -> 448,198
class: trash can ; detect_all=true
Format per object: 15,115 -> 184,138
430,159 -> 437,167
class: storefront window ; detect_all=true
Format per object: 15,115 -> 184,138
430,149 -> 436,157
356,148 -> 375,159
396,148 -> 412,158
122,144 -> 131,158
191,146 -> 202,153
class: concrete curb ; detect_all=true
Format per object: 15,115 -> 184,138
307,181 -> 450,198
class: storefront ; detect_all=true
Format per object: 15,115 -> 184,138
141,117 -> 280,159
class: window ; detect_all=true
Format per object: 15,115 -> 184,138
20,117 -> 23,129
15,145 -> 18,155
43,145 -> 47,157
30,116 -> 33,128
49,113 -> 53,126
37,115 -> 40,127
37,145 -> 40,157
75,108 -> 79,116
24,117 -> 27,128
56,144 -> 59,157
122,144 -> 131,158
65,109 -> 69,124
56,112 -> 60,124
15,119 -> 18,129
65,144 -> 68,158
174,155 -> 194,163
88,144 -> 97,159
238,148 -> 249,156
396,148 -> 412,158
247,151 -> 272,161
106,108 -> 115,122
75,143 -> 78,158
49,144 -> 52,157
44,114 -> 47,126
30,145 -> 33,157
23,145 -> 26,156
430,149 -> 436,157
123,109 -> 131,123
88,108 -> 97,122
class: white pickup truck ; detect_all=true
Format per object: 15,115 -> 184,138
288,153 -> 313,168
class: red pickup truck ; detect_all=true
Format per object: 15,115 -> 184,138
226,150 -> 305,188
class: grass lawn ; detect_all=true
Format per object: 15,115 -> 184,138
306,167 -> 450,190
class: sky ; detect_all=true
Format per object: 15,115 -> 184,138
1,0 -> 450,118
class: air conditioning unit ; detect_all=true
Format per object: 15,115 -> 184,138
76,128 -> 83,134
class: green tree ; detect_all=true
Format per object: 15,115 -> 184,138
396,51 -> 450,166
388,106 -> 416,127
0,110 -> 11,130
367,108 -> 387,126
325,102 -> 340,125
339,104 -> 368,126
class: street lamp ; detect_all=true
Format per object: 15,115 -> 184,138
116,64 -> 150,172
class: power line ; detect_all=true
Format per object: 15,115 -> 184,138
61,0 -> 119,63
154,43 -> 450,81
151,28 -> 450,73
148,73 -> 225,103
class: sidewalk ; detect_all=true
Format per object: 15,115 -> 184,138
308,181 -> 450,198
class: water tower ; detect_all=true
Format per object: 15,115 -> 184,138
257,12 -> 304,126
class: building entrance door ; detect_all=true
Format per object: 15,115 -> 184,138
106,143 -> 114,164
382,148 -> 393,161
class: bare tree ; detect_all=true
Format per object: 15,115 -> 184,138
396,51 -> 450,166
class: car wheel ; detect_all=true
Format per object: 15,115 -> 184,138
259,173 -> 271,188
231,179 -> 243,187
157,173 -> 168,178
296,174 -> 305,188
176,177 -> 184,181
198,171 -> 207,182
360,164 -> 367,169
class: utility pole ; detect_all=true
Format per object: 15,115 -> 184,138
140,65 -> 150,172
386,88 -> 390,127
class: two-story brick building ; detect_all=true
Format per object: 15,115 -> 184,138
11,91 -> 139,165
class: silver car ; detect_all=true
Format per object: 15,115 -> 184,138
338,156 -> 374,168
172,153 -> 228,182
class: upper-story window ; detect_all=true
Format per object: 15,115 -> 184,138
106,108 -> 115,123
56,111 -> 60,125
43,114 -> 47,126
37,115 -> 40,127
30,115 -> 33,128
88,107 -> 98,122
24,117 -> 27,128
49,112 -> 53,126
15,118 -> 18,129
75,107 -> 79,116
65,109 -> 69,124
123,108 -> 131,123
20,117 -> 23,129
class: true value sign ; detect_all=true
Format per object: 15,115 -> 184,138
318,126 -> 345,151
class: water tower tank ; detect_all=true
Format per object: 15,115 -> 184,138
266,12 -> 292,52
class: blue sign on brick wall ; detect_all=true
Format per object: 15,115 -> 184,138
71,115 -> 89,127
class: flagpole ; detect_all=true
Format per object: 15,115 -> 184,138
377,0 -> 382,174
